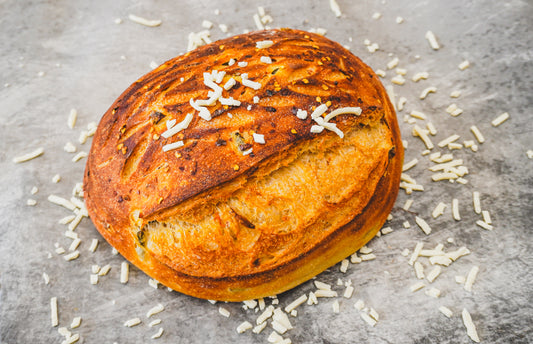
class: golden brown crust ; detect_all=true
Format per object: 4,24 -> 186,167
84,28 -> 403,301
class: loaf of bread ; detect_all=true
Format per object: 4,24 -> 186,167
84,28 -> 403,301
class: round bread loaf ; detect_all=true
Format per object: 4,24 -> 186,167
84,28 -> 403,301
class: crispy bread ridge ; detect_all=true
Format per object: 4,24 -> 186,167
84,28 -> 403,301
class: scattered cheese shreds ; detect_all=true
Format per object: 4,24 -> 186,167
124,318 -> 141,327
470,125 -> 485,143
128,14 -> 162,27
340,259 -> 349,273
256,40 -> 273,49
410,281 -> 426,292
63,251 -> 79,261
432,202 -> 447,218
409,242 -> 424,266
450,90 -> 461,98
146,304 -> 165,318
237,321 -> 253,334
68,109 -> 77,129
151,328 -> 164,339
51,297 -> 58,327
425,31 -> 440,50
414,262 -> 425,279
420,87 -> 437,99
360,312 -> 377,327
464,266 -> 480,292
344,285 -> 355,298
88,239 -> 98,252
439,306 -> 453,318
120,262 -> 129,284
427,266 -> 442,283
13,147 -> 44,163
491,112 -> 510,127
482,210 -> 492,224
162,113 -> 193,138
332,300 -> 340,313
218,307 -> 230,317
473,191 -> 481,214
162,141 -> 184,152
285,294 -> 307,313
415,216 -> 432,235
70,316 -> 81,329
72,151 -> 87,162
149,319 -> 162,327
458,60 -> 470,70
462,309 -> 481,343
425,287 -> 441,298
476,220 -> 494,230
412,72 -> 429,82
387,57 -> 399,70
329,0 -> 342,17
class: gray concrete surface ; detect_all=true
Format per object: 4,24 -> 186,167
1,0 -> 532,343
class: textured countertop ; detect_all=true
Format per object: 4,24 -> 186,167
1,1 -> 532,343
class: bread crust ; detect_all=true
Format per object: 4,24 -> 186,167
84,28 -> 403,301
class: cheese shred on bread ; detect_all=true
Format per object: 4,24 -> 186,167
84,28 -> 403,301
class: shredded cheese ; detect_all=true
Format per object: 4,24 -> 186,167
464,266 -> 480,292
412,72 -> 429,82
425,31 -> 440,50
391,75 -> 406,85
452,198 -> 461,221
412,125 -> 434,149
462,309 -> 481,343
70,316 -> 81,329
315,290 -> 338,298
415,216 -> 432,235
50,297 -> 58,327
414,261 -> 425,279
236,321 -> 253,334
120,262 -> 129,284
409,242 -> 424,266
420,86 -> 437,99
426,266 -> 442,283
482,210 -> 492,224
68,109 -> 77,129
329,0 -> 342,17
63,251 -> 79,261
470,125 -> 485,143
88,239 -> 98,252
260,56 -> 272,64
218,307 -> 230,317
162,113 -> 193,138
425,287 -> 441,298
410,281 -> 426,292
124,318 -> 141,327
410,110 -> 426,120
128,14 -> 162,27
458,60 -> 470,70
491,112 -> 509,127
162,141 -> 184,152
256,40 -> 274,49
241,77 -> 262,90
13,147 -> 44,163
387,57 -> 399,70
72,151 -> 87,162
151,328 -> 164,339
360,312 -> 377,327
